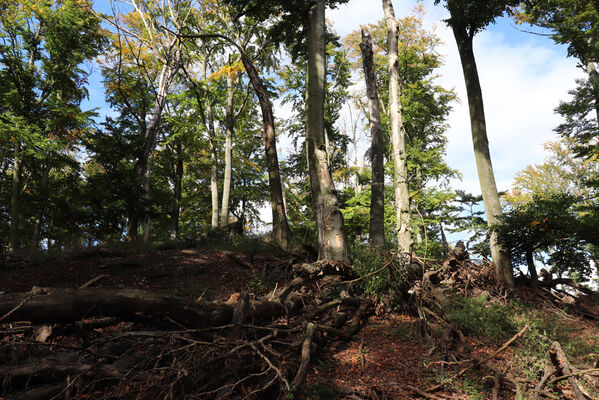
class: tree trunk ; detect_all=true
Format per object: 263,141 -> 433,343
0,288 -> 283,328
526,249 -> 538,288
239,54 -> 291,249
587,61 -> 599,126
360,29 -> 385,248
448,5 -> 514,287
220,69 -> 235,227
208,105 -> 219,229
30,165 -> 50,253
383,0 -> 412,260
306,0 -> 349,262
170,139 -> 183,240
135,51 -> 180,245
8,141 -> 22,255
196,49 -> 220,229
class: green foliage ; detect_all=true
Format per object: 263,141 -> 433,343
494,193 -> 594,280
435,0 -> 520,36
445,294 -> 599,382
446,295 -> 516,341
350,243 -> 410,305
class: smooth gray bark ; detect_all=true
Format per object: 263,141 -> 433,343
170,139 -> 183,240
360,29 -> 385,248
383,0 -> 412,259
136,49 -> 181,244
447,0 -> 514,287
8,141 -> 22,254
220,70 -> 235,227
306,0 -> 349,261
197,51 -> 220,229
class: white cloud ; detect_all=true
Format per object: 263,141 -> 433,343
328,0 -> 585,196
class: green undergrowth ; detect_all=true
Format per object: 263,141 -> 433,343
444,293 -> 599,384
350,243 -> 410,305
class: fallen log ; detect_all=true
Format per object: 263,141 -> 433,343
549,341 -> 594,400
0,288 -> 284,328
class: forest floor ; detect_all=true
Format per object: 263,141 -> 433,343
2,241 -> 599,399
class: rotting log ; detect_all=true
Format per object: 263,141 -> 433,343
549,341 -> 594,400
0,288 -> 284,328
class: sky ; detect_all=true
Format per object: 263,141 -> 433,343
326,0 -> 584,197
83,0 -> 585,226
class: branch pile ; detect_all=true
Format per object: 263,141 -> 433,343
0,260 -> 372,399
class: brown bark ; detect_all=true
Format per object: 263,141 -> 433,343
306,0 -> 349,261
239,53 -> 291,249
447,0 -> 514,287
0,288 -> 284,328
526,249 -> 538,288
360,29 -> 385,248
383,0 -> 412,260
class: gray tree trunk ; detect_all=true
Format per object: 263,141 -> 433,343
8,141 -> 22,254
383,0 -> 412,260
306,0 -> 349,261
136,49 -> 181,245
170,139 -> 183,240
448,0 -> 514,287
360,29 -> 385,248
197,51 -> 220,229
220,69 -> 235,227
31,165 -> 50,253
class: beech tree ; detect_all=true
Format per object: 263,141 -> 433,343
0,0 -> 106,254
521,1 -> 599,160
382,0 -> 412,260
306,0 -> 350,261
435,0 -> 518,287
360,30 -> 385,248
106,0 -> 194,243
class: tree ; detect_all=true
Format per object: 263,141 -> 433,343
520,1 -> 599,160
382,0 -> 413,260
107,0 -> 194,243
494,194 -> 595,286
0,0 -> 106,254
306,0 -> 349,261
434,0 -> 518,287
342,9 -> 457,256
360,29 -> 385,248
181,10 -> 292,248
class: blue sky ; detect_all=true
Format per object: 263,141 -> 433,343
83,0 -> 584,203
328,0 -> 584,198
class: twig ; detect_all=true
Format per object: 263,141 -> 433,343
78,274 -> 109,289
534,367 -> 556,400
340,259 -> 394,284
358,340 -> 365,373
402,384 -> 446,399
426,323 -> 529,392
547,368 -> 599,386
0,296 -> 31,323
292,322 -> 315,389
250,343 -> 290,392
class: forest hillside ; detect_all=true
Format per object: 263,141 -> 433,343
1,0 -> 598,399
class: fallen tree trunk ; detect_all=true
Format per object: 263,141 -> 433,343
0,288 -> 284,328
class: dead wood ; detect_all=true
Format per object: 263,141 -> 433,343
549,341 -> 594,400
9,384 -> 65,400
426,323 -> 529,393
1,259 -> 374,400
0,288 -> 285,328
